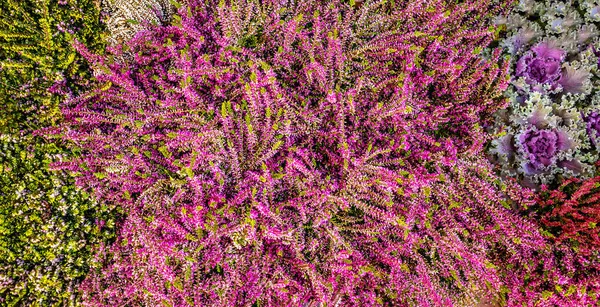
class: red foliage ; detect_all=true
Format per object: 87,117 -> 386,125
536,175 -> 600,255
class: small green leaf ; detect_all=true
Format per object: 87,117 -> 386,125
541,291 -> 553,300
272,140 -> 283,151
170,0 -> 182,8
183,167 -> 194,178
422,187 -> 431,197
221,101 -> 229,118
158,146 -> 171,159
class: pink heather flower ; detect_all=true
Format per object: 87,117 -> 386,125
39,0 -> 555,306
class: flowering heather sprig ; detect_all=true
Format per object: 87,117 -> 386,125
490,0 -> 600,186
499,243 -> 600,306
78,156 -> 545,307
40,0 -> 551,305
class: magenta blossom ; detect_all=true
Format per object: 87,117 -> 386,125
519,127 -> 572,174
41,0 -> 549,305
516,42 -> 565,90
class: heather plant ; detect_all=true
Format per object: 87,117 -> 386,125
489,0 -> 600,187
42,0 -> 557,305
78,156 -> 545,307
496,168 -> 600,306
498,243 -> 600,306
0,0 -> 119,305
535,166 -> 600,253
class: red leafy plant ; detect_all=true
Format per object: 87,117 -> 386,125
536,175 -> 600,253
496,166 -> 600,306
533,171 -> 600,305
41,0 -> 550,306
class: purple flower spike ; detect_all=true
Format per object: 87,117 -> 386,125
516,42 -> 565,90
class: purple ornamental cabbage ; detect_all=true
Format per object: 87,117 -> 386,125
584,111 -> 600,147
559,66 -> 590,94
590,5 -> 600,21
518,127 -> 572,174
516,42 -> 565,91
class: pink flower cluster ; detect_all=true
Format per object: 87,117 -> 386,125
39,0 -> 599,306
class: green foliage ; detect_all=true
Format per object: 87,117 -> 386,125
0,0 -> 117,305
0,0 -> 106,134
0,135 -> 121,306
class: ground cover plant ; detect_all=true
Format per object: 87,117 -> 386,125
0,0 -> 119,305
43,0 -> 551,305
1,0 -> 599,306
